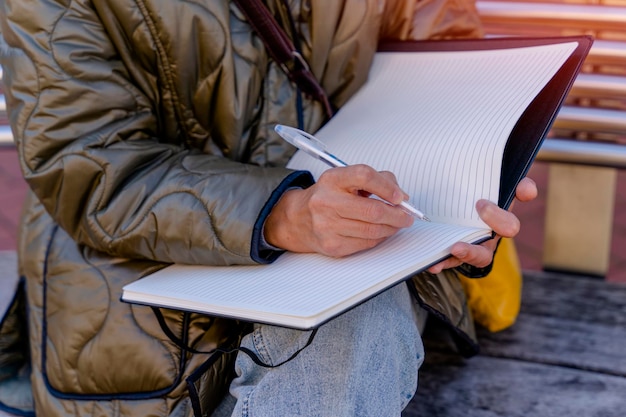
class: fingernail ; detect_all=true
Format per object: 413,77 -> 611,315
453,247 -> 468,258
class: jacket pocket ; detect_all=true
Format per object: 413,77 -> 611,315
40,228 -> 186,399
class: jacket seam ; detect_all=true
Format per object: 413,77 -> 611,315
19,0 -> 89,175
28,153 -> 238,257
133,0 -> 191,145
0,402 -> 35,417
14,3 -> 146,178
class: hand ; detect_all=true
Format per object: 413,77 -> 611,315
427,177 -> 538,274
264,165 -> 415,257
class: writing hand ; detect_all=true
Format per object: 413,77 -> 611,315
264,165 -> 414,257
427,176 -> 538,274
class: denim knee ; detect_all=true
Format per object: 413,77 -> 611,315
223,283 -> 424,417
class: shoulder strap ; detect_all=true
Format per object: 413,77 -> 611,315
232,0 -> 334,118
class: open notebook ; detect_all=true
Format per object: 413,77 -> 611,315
122,36 -> 592,329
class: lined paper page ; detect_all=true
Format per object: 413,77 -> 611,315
288,42 -> 578,228
123,221 -> 488,328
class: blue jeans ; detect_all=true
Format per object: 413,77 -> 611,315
213,282 -> 426,417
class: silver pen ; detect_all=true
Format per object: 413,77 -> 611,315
274,124 -> 430,222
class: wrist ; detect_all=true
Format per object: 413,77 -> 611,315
264,188 -> 308,252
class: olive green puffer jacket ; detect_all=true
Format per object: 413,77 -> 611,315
0,0 -> 483,415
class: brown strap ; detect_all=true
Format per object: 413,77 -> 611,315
232,0 -> 333,118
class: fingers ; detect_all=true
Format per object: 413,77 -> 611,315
427,240 -> 497,274
317,166 -> 414,229
429,176 -> 537,274
516,177 -> 538,203
331,195 -> 414,229
324,165 -> 408,206
476,176 -> 537,238
265,165 -> 414,257
451,240 -> 498,267
476,199 -> 520,238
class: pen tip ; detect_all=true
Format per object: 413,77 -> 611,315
422,216 -> 431,222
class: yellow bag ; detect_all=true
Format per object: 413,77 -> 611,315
458,238 -> 522,332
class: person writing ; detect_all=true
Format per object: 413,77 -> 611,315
0,0 -> 536,416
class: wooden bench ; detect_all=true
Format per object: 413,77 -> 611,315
404,2 -> 626,415
477,0 -> 626,277
404,269 -> 626,416
2,3 -> 625,276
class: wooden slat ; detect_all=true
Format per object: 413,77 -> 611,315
554,106 -> 626,134
0,94 -> 11,145
584,39 -> 626,67
0,126 -> 12,145
538,138 -> 626,168
478,317 -> 626,375
505,271 -> 626,326
404,270 -> 626,416
570,73 -> 626,99
477,1 -> 626,33
0,251 -> 18,319
405,354 -> 626,417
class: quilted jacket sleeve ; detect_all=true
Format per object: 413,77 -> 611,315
0,0 -> 312,266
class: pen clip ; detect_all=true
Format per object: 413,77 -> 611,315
274,125 -> 328,156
